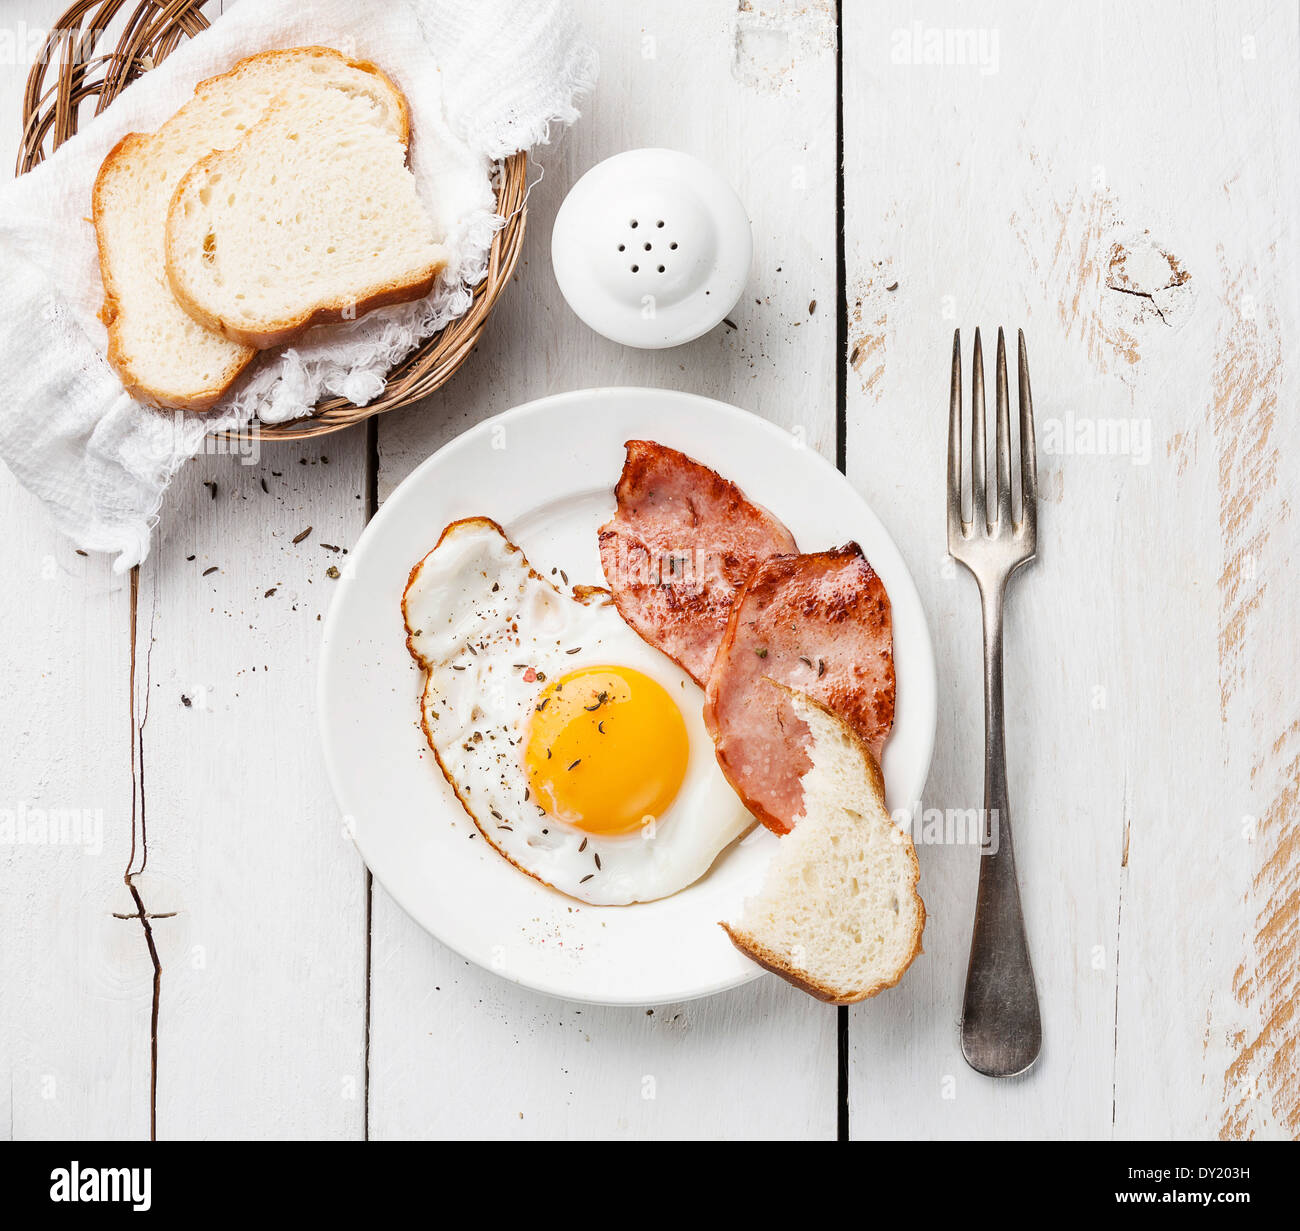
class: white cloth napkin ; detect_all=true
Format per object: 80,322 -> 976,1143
0,0 -> 595,571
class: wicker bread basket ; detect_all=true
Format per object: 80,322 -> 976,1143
17,0 -> 528,442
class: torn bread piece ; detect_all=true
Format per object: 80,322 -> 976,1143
93,46 -> 409,409
722,688 -> 923,1004
165,75 -> 445,349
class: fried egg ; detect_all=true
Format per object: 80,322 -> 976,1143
402,517 -> 755,905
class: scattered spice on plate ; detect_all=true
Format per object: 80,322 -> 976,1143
292,526 -> 312,544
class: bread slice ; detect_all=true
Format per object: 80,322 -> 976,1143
93,46 -> 409,409
165,78 -> 447,350
722,688 -> 924,1004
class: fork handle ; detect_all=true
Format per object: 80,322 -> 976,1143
960,578 -> 1042,1077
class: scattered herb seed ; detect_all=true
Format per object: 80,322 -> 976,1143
204,481 -> 218,499
886,281 -> 899,292
567,759 -> 581,771
202,566 -> 218,576
292,526 -> 312,544
580,874 -> 594,883
723,318 -> 738,330
264,587 -> 277,598
808,298 -> 817,314
578,838 -> 587,852
594,854 -> 602,870
260,478 -> 269,494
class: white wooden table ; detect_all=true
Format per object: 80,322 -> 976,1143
2,0 -> 1297,1141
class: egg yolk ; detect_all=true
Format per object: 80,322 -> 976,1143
525,665 -> 689,837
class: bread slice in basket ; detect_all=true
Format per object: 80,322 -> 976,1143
722,687 -> 924,1004
93,46 -> 409,410
165,76 -> 447,350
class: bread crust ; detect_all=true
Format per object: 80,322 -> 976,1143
721,912 -> 925,1005
92,46 -> 412,409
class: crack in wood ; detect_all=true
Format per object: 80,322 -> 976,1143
127,566 -> 160,1142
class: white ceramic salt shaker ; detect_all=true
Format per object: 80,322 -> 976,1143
550,148 -> 752,349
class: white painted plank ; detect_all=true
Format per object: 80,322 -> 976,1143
0,0 -> 371,1139
0,486 -> 147,1139
1101,3 -> 1300,1142
0,0 -> 149,1142
132,437 -> 371,1138
367,0 -> 841,1139
843,0 -> 1299,1139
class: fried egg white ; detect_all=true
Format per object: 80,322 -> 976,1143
402,517 -> 755,905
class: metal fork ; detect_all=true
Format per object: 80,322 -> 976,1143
947,326 -> 1042,1078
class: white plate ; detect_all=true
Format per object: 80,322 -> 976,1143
318,388 -> 936,1005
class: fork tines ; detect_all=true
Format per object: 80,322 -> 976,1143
947,327 -> 1037,554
